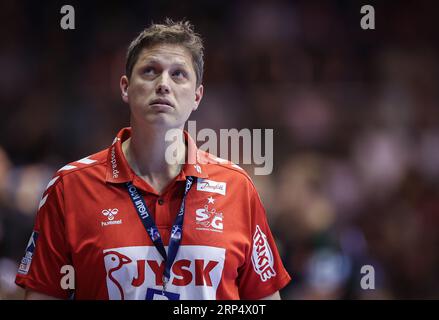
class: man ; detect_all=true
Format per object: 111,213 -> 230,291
16,19 -> 291,300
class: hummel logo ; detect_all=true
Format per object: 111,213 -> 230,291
102,208 -> 118,221
101,208 -> 122,227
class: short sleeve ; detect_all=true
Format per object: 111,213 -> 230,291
237,184 -> 291,299
15,175 -> 72,299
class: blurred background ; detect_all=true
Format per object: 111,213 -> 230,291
1,0 -> 439,299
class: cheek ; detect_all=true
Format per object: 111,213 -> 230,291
177,87 -> 196,103
130,82 -> 153,99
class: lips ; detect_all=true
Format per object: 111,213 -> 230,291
149,98 -> 174,108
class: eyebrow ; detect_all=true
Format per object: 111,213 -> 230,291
140,58 -> 190,69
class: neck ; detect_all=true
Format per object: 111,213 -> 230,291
122,124 -> 186,191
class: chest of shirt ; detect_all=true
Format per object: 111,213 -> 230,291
62,178 -> 251,267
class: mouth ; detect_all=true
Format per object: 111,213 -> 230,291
149,98 -> 174,108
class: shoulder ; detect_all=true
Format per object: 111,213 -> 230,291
58,149 -> 107,178
198,150 -> 258,192
44,148 -> 108,193
36,148 -> 109,212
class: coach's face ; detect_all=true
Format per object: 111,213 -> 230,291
120,44 -> 203,129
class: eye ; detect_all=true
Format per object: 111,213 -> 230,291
143,67 -> 156,75
172,69 -> 187,79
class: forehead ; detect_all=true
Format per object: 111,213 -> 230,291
136,44 -> 193,68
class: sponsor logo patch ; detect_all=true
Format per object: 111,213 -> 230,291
18,231 -> 39,275
251,225 -> 276,282
195,197 -> 224,232
196,179 -> 226,196
110,146 -> 119,179
102,245 -> 225,300
101,208 -> 122,227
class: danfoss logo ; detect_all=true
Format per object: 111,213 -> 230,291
110,146 -> 119,179
196,179 -> 226,196
251,225 -> 276,282
103,245 -> 225,300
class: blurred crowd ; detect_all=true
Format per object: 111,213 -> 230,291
1,0 -> 439,299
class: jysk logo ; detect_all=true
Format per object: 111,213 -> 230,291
102,245 -> 225,300
195,197 -> 223,232
196,179 -> 226,196
101,208 -> 122,227
251,225 -> 276,282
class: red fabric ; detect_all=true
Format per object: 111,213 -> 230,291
16,127 -> 291,299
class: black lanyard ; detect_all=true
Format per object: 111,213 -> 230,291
125,176 -> 195,292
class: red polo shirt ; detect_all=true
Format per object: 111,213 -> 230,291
15,127 -> 291,300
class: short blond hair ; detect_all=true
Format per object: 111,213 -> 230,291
125,18 -> 204,87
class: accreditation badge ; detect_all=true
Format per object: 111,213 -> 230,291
145,288 -> 180,300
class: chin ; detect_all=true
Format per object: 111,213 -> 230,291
142,113 -> 182,129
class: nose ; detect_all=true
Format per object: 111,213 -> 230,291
155,74 -> 171,95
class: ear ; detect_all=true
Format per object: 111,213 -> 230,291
193,84 -> 204,111
120,75 -> 129,103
